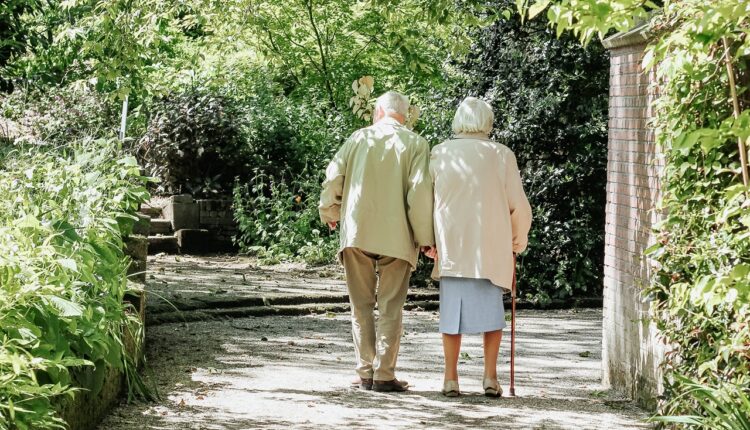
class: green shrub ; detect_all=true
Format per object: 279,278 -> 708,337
651,375 -> 750,429
638,5 -> 750,424
233,169 -> 339,265
0,139 -> 151,429
225,68 -> 351,264
137,65 -> 351,197
237,91 -> 346,181
136,88 -> 248,197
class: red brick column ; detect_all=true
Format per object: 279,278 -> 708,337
602,31 -> 663,409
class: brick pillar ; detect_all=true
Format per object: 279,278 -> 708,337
602,28 -> 664,409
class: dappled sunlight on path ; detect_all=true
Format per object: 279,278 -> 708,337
100,309 -> 649,429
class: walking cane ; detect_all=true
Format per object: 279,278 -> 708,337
509,253 -> 517,397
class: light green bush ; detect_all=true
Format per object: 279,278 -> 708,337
0,139 -> 151,429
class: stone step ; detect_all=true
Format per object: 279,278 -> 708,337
132,213 -> 151,236
175,229 -> 237,254
143,291 -> 604,325
146,290 -> 442,315
150,219 -> 173,235
139,205 -> 163,218
147,235 -> 178,254
146,301 -> 441,325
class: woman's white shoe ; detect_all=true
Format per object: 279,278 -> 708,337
483,378 -> 503,397
442,380 -> 460,397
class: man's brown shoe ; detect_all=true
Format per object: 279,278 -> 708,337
351,377 -> 373,390
372,379 -> 409,392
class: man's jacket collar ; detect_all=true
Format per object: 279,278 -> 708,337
376,116 -> 403,126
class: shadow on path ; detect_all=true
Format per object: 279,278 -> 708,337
100,308 -> 650,429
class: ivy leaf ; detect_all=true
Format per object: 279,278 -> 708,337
44,295 -> 84,318
516,0 -> 528,18
642,49 -> 655,70
16,214 -> 41,230
57,258 -> 79,273
528,0 -> 551,19
643,243 -> 663,256
697,130 -> 722,155
730,264 -> 750,280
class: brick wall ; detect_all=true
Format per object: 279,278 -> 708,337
602,34 -> 664,409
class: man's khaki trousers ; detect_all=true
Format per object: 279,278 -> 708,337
341,247 -> 411,381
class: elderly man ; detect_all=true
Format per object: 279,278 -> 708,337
319,91 -> 434,392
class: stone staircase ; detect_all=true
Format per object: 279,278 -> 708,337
137,195 -> 237,255
138,201 -> 179,254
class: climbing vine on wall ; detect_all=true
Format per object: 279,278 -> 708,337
526,0 -> 750,426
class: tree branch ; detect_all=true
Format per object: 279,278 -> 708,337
723,36 -> 750,189
263,28 -> 302,85
305,0 -> 336,109
280,32 -> 325,75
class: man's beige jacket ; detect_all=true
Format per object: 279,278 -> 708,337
319,117 -> 434,268
429,133 -> 532,291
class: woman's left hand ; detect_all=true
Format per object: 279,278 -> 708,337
421,246 -> 438,260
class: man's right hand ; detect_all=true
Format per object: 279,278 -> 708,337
327,221 -> 338,230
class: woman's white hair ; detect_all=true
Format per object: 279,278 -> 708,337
452,96 -> 494,135
374,91 -> 410,117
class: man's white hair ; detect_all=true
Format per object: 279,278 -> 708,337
452,96 -> 494,135
374,91 -> 410,117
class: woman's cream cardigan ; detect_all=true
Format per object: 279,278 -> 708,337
430,133 -> 532,292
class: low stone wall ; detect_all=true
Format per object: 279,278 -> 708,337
57,365 -> 124,430
55,283 -> 145,430
124,235 -> 148,282
56,221 -> 147,429
198,199 -> 237,243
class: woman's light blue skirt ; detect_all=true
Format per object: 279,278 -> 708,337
439,277 -> 506,335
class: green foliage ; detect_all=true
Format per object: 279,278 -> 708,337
0,139 -> 151,429
0,0 -> 64,91
460,3 -> 609,301
200,0 -> 491,110
1,83 -> 118,145
137,88 -> 248,196
0,1 -> 35,92
650,375 -> 750,429
137,63 -> 352,197
542,0 -> 750,425
518,0 -> 657,44
644,3 -> 750,423
233,171 -> 338,265
1,0 -> 193,99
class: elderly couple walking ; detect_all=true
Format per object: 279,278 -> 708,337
318,91 -> 532,397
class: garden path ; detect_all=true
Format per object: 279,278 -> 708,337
100,256 -> 650,429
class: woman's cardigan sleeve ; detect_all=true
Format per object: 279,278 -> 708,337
504,151 -> 532,254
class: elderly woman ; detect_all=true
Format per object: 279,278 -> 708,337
427,97 -> 532,397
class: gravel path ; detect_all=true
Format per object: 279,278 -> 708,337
99,307 -> 650,429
